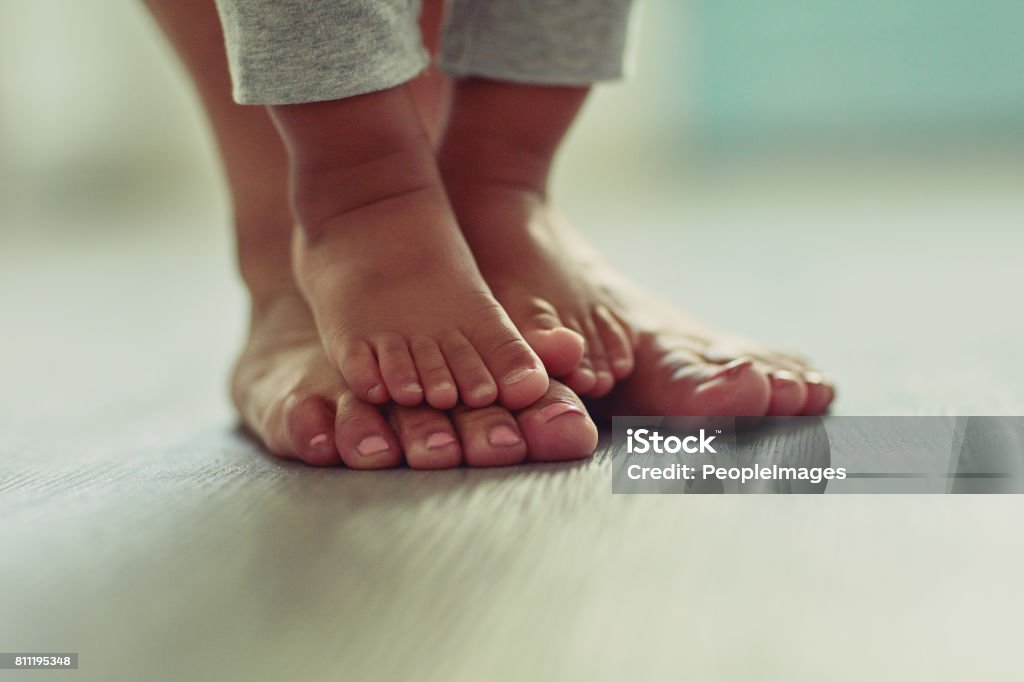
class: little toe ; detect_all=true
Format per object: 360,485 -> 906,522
390,404 -> 462,470
514,382 -> 598,462
374,333 -> 424,406
410,336 -> 458,409
285,394 -> 342,467
452,405 -> 528,467
334,392 -> 403,469
767,369 -> 809,416
339,340 -> 389,405
442,332 -> 498,407
581,322 -> 615,397
594,305 -> 634,379
801,371 -> 836,415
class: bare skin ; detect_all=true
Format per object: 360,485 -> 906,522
439,78 -> 835,415
147,0 -> 832,469
235,292 -> 598,468
269,85 -> 583,412
145,0 -> 598,468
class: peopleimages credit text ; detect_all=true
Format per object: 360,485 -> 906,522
623,428 -> 847,484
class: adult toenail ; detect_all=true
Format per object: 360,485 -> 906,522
705,358 -> 753,382
771,369 -> 801,384
803,370 -> 826,384
356,435 -> 390,457
470,385 -> 496,401
503,367 -> 539,385
540,402 -> 584,422
425,432 -> 456,449
488,425 -> 521,447
403,382 -> 423,394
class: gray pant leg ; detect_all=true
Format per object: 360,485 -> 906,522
214,0 -> 428,104
440,0 -> 637,85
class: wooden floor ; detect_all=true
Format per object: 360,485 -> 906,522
3,156 -> 1024,681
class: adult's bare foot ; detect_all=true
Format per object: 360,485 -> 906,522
232,293 -> 598,469
450,190 -> 835,417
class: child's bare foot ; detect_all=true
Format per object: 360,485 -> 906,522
269,86 -> 579,411
233,294 -> 597,469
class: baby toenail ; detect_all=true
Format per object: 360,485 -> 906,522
503,367 -> 539,385
367,384 -> 385,399
613,358 -> 632,371
540,402 -> 584,422
434,381 -> 454,393
356,435 -> 390,457
488,425 -> 521,447
425,432 -> 456,449
403,382 -> 423,394
309,433 -> 331,448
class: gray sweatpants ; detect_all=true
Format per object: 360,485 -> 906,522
214,0 -> 636,104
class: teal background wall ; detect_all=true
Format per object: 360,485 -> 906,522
681,0 -> 1024,151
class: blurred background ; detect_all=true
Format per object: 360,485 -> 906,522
2,0 -> 1023,425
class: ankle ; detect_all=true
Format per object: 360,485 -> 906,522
438,78 -> 588,199
438,127 -> 553,201
268,86 -> 443,240
246,287 -> 314,333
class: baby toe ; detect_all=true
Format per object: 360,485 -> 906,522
473,324 -> 548,410
511,298 -> 586,376
374,333 -> 424,406
339,340 -> 389,405
442,332 -> 498,407
410,336 -> 458,410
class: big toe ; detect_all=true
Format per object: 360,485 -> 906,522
600,348 -> 774,418
523,327 -> 586,377
685,359 -> 773,415
511,299 -> 586,376
514,382 -> 598,462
